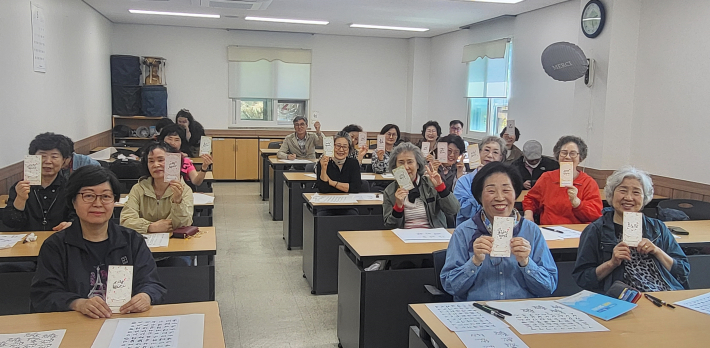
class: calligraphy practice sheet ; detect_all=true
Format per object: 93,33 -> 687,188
392,166 -> 414,191
164,153 -> 181,183
199,136 -> 212,156
491,217 -> 514,257
358,132 -> 367,148
437,143 -> 448,161
24,155 -> 42,185
106,265 -> 133,313
559,162 -> 574,187
0,234 -> 27,249
0,329 -> 65,348
485,300 -> 608,334
323,136 -> 334,157
108,316 -> 180,348
421,142 -> 430,155
456,328 -> 529,348
675,291 -> 710,315
426,302 -> 509,332
309,194 -> 358,204
144,233 -> 170,248
377,135 -> 386,151
392,228 -> 451,243
623,212 -> 643,247
467,145 -> 481,168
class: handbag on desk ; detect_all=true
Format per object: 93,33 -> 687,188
171,226 -> 199,239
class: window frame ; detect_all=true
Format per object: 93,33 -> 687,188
230,98 -> 309,128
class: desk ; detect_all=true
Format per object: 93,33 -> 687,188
0,301 -> 226,347
409,289 -> 710,348
259,149 -> 279,200
302,193 -> 386,295
113,193 -> 215,227
91,146 -> 140,153
269,156 -> 314,221
282,172 -> 394,250
0,227 -> 217,315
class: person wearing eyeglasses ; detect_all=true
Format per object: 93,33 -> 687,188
522,135 -> 602,225
30,166 -> 166,317
372,124 -> 401,174
277,116 -> 323,160
315,132 -> 362,216
500,126 -> 523,165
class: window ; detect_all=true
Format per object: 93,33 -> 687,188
463,39 -> 512,137
234,98 -> 306,125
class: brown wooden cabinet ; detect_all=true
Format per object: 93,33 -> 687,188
211,138 -> 259,180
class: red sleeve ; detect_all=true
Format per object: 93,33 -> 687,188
572,175 -> 603,223
435,182 -> 446,192
393,203 -> 404,212
522,172 -> 547,213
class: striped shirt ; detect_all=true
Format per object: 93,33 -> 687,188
403,197 -> 431,229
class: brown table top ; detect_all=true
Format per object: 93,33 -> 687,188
115,193 -> 214,208
0,226 -> 216,259
409,289 -> 710,348
0,301 -> 225,348
303,192 -> 384,206
282,172 -> 394,182
91,146 -> 140,153
268,156 -> 316,165
2,192 -> 214,209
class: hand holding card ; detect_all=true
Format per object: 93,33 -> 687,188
467,145 -> 481,168
392,166 -> 414,191
199,136 -> 212,155
164,153 -> 182,183
323,136 -> 335,157
491,216 -> 515,257
560,162 -> 574,187
106,265 -> 133,313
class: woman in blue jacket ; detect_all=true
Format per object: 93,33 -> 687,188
573,166 -> 689,293
30,166 -> 166,317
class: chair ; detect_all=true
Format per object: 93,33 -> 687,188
369,143 -> 377,150
423,249 -> 453,303
657,199 -> 710,220
305,163 -> 316,173
267,141 -> 282,149
360,180 -> 371,193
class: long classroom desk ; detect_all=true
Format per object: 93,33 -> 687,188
282,172 -> 393,250
302,193 -> 386,295
336,220 -> 710,348
112,192 -> 215,227
409,289 -> 710,348
0,301 -> 226,348
0,226 -> 217,315
268,156 -> 314,221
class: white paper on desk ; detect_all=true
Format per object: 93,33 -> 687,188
392,228 -> 451,243
559,162 -> 574,187
0,329 -> 66,348
540,229 -> 564,241
106,265 -> 133,313
144,233 -> 170,248
491,216 -> 514,257
467,145 -> 481,168
426,302 -> 509,332
164,153 -> 182,183
199,136 -> 212,155
24,155 -> 42,185
675,291 -> 710,315
380,173 -> 394,179
118,196 -> 129,204
485,300 -> 608,334
421,142 -> 430,155
437,142 -> 448,161
304,173 -> 317,178
377,134 -> 386,151
0,234 -> 27,249
193,193 -> 215,205
456,328 -> 530,348
392,166 -> 414,191
623,212 -> 643,247
309,194 -> 358,204
92,314 -> 204,348
350,193 -> 383,202
323,136 -> 334,157
360,174 -> 376,181
542,226 -> 582,239
280,159 -> 313,164
506,119 -> 516,135
90,147 -> 117,161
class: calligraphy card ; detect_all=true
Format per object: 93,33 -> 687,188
421,142 -> 430,155
560,162 -> 574,187
164,153 -> 182,183
437,142 -> 448,161
24,155 -> 42,185
491,216 -> 515,257
468,145 -> 481,168
106,265 -> 133,313
377,134 -> 386,151
623,212 -> 643,247
199,136 -> 212,156
392,166 -> 414,191
506,120 -> 516,136
323,136 -> 335,157
358,132 -> 367,149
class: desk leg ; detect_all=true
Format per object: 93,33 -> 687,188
261,155 -> 270,201
408,327 -> 434,348
271,169 -> 285,221
303,205 -> 316,292
284,182 -> 316,250
268,167 -> 275,216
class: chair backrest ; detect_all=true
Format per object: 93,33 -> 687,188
268,141 -> 282,149
305,162 -> 316,173
657,199 -> 710,220
369,143 -> 377,149
360,180 -> 371,193
432,249 -> 448,292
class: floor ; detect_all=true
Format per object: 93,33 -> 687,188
212,182 -> 340,348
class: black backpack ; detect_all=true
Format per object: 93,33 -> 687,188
109,159 -> 142,179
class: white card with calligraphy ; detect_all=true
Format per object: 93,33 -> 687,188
377,134 -> 386,151
623,212 -> 643,247
467,145 -> 481,168
106,265 -> 133,313
323,136 -> 334,157
164,153 -> 182,183
491,216 -> 514,258
421,142 -> 430,155
24,155 -> 42,185
199,136 -> 212,156
358,132 -> 367,148
392,166 -> 414,191
437,142 -> 448,161
559,162 -> 574,187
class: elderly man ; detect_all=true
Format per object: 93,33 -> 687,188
449,120 -> 469,148
512,140 -> 559,190
277,116 -> 323,160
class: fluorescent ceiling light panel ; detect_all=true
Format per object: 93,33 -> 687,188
466,0 -> 524,3
244,16 -> 328,25
129,9 -> 220,18
350,24 -> 429,32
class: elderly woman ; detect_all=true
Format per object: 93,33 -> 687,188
316,132 -> 362,216
417,120 -> 442,156
428,135 -> 466,190
342,124 -> 368,164
382,142 -> 459,229
523,135 -> 602,225
573,167 -> 689,293
441,162 -> 558,301
453,136 -> 507,226
31,166 -> 166,317
372,124 -> 401,174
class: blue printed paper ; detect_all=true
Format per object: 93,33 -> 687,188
557,290 -> 636,321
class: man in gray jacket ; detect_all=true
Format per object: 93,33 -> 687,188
277,116 -> 323,160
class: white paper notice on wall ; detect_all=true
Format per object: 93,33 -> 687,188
377,135 -> 386,151
467,145 -> 481,168
106,265 -> 133,314
421,142 -> 430,155
358,132 -> 367,149
559,162 -> 574,187
491,216 -> 515,257
164,153 -> 182,183
506,119 -> 515,136
31,2 -> 46,73
623,212 -> 643,247
323,136 -> 334,157
311,111 -> 319,123
392,166 -> 414,191
437,142 -> 448,162
199,136 -> 212,156
24,155 -> 42,186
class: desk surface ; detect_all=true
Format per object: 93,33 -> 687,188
91,146 -> 140,153
0,226 -> 217,259
516,189 -> 667,203
409,289 -> 710,348
303,192 -> 384,206
268,156 -> 316,165
114,193 -> 215,208
0,301 -> 225,348
283,172 -> 394,182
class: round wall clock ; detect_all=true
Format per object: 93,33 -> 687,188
581,0 -> 605,38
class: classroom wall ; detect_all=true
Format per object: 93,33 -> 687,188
110,24 -> 409,133
0,0 -> 113,168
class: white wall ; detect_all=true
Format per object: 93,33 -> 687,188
0,0 -> 113,167
110,24 -> 409,134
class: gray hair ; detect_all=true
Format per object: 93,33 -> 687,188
292,116 -> 308,125
480,136 -> 507,161
387,142 -> 427,176
553,135 -> 588,162
604,166 -> 654,207
334,131 -> 352,149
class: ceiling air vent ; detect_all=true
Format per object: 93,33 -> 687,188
191,0 -> 272,10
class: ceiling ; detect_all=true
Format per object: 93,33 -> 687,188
83,0 -> 570,39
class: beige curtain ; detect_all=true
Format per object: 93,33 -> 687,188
462,38 -> 511,63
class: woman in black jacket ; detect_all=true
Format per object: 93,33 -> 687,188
315,132 -> 361,215
30,166 -> 166,317
175,109 -> 206,157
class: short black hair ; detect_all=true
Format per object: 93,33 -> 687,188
379,124 -> 401,141
29,133 -> 73,158
65,166 -> 121,213
421,121 -> 442,138
292,116 -> 308,125
471,162 -> 524,205
553,135 -> 589,162
449,120 -> 464,128
157,124 -> 187,152
139,142 -> 179,180
342,124 -> 363,133
499,127 -> 521,141
155,118 -> 174,133
439,135 -> 466,154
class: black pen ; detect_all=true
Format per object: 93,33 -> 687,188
473,302 -> 505,319
645,294 -> 676,309
542,227 -> 564,234
481,304 -> 512,316
644,294 -> 662,307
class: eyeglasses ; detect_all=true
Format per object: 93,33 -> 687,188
334,144 -> 349,150
77,192 -> 115,204
294,123 -> 307,128
559,151 -> 579,158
